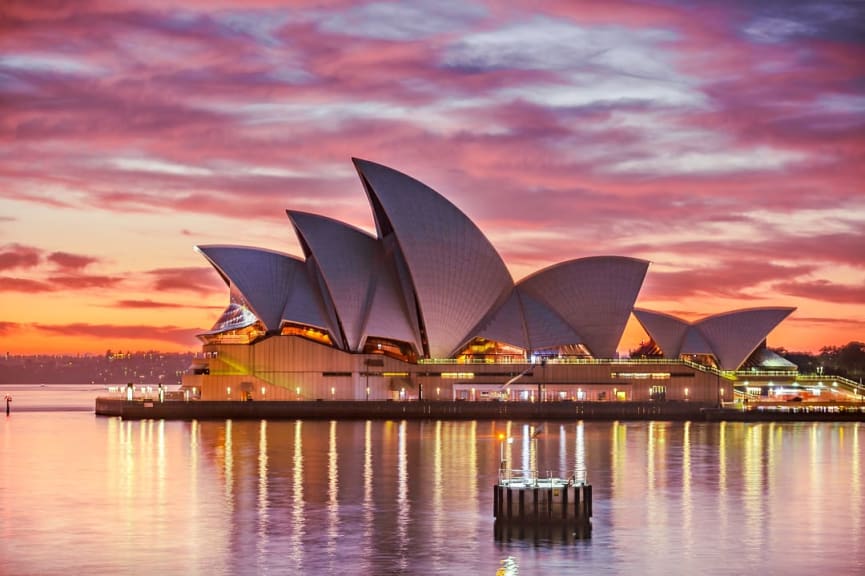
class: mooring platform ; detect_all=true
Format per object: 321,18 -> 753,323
493,469 -> 592,539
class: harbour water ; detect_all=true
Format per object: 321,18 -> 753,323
1,385 -> 863,575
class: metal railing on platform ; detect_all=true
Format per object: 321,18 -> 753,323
498,468 -> 588,487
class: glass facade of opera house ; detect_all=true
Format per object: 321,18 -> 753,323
180,159 -> 849,404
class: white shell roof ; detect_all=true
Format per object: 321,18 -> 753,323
194,159 -> 795,364
280,263 -> 333,335
679,326 -> 714,356
288,210 -> 379,351
635,306 -> 795,370
472,289 -> 529,350
696,307 -> 795,370
288,210 -> 420,353
354,158 -> 514,358
518,256 -> 649,358
632,308 -> 689,357
196,245 -> 300,331
746,347 -> 798,369
361,248 -> 423,352
203,300 -> 259,334
519,291 -> 584,350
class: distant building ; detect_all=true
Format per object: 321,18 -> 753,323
183,159 -> 796,403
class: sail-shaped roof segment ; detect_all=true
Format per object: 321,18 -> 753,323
744,347 -> 798,370
696,307 -> 795,370
280,263 -> 333,335
194,159 -> 797,368
519,291 -> 584,351
680,326 -> 714,356
471,289 -> 529,350
202,299 -> 259,335
633,308 -> 689,358
288,211 -> 379,351
353,158 -> 514,358
361,246 -> 423,352
518,256 -> 649,358
195,245 -> 301,331
633,306 -> 795,370
288,210 -> 420,352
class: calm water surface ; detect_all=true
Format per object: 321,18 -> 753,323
1,386 -> 863,575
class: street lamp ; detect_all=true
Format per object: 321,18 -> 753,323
364,358 -> 370,401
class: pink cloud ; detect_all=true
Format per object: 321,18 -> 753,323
114,299 -> 185,309
148,266 -> 225,294
790,316 -> 865,327
47,274 -> 122,290
47,251 -> 99,270
0,0 -> 862,353
775,280 -> 865,304
0,277 -> 54,292
639,261 -> 815,302
113,299 -> 221,310
0,244 -> 41,271
0,273 -> 121,292
32,322 -> 201,347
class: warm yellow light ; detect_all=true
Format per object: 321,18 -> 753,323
498,433 -> 505,440
261,387 -> 266,395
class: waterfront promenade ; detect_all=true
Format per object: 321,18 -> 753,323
95,398 -> 865,421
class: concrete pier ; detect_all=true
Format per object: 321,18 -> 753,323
95,398 -> 865,422
95,398 -> 718,420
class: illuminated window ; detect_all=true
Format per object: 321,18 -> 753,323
455,337 -> 526,363
200,321 -> 266,345
281,323 -> 333,346
362,337 -> 417,362
612,372 -> 671,380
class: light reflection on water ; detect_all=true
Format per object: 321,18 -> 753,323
1,405 -> 864,575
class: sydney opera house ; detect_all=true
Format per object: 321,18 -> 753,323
182,159 -> 800,403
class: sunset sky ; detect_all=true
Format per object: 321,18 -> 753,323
1,0 -> 863,355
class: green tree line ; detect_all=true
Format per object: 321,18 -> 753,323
774,341 -> 865,380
